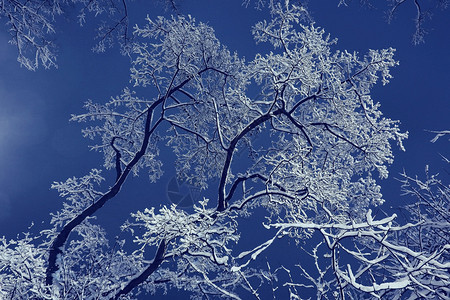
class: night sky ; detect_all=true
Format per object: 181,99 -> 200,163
0,0 -> 448,298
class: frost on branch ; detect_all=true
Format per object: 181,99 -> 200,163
229,3 -> 407,227
35,169 -> 146,299
66,4 -> 409,297
49,169 -> 104,228
72,90 -> 164,181
394,166 -> 450,298
1,0 -> 131,70
237,209 -> 449,299
0,233 -> 49,299
1,2 -> 423,299
126,199 -> 259,298
132,199 -> 237,261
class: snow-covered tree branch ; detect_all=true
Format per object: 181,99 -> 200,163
1,1 -> 447,299
337,0 -> 449,45
0,0 -> 180,70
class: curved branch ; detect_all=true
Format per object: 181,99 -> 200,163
111,239 -> 166,300
225,172 -> 307,204
111,137 -> 123,181
216,109 -> 283,211
228,190 -> 302,212
45,69 -> 203,285
310,122 -> 364,152
46,101 -> 161,285
217,94 -> 320,211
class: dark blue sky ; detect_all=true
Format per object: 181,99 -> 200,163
0,0 -> 448,297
